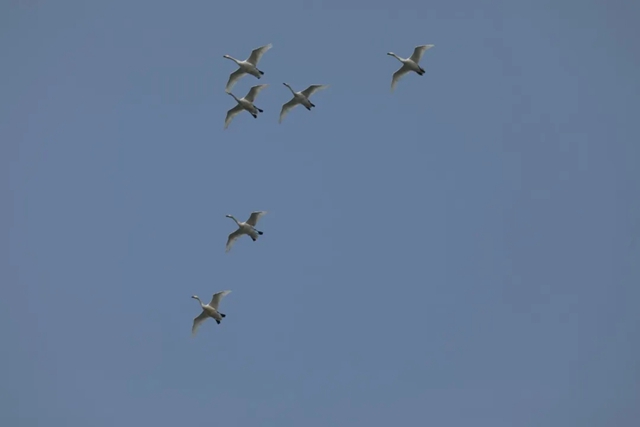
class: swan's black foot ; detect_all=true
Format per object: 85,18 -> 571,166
220,313 -> 226,318
251,114 -> 257,118
216,319 -> 221,324
258,70 -> 264,75
258,231 -> 263,235
257,108 -> 264,113
310,102 -> 316,108
251,236 -> 257,241
305,105 -> 311,111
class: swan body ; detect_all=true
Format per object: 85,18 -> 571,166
387,44 -> 434,92
279,83 -> 329,124
225,211 -> 267,252
223,43 -> 272,92
191,290 -> 232,336
225,84 -> 268,129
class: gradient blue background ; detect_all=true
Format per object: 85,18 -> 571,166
2,0 -> 639,425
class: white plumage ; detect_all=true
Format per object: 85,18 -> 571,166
225,211 -> 267,252
224,84 -> 268,129
223,44 -> 273,92
387,44 -> 434,92
279,83 -> 329,124
191,290 -> 232,336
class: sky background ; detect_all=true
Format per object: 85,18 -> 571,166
2,0 -> 639,426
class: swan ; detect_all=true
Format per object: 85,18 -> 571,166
224,84 -> 268,129
223,43 -> 272,92
191,290 -> 232,336
225,211 -> 267,252
279,83 -> 329,124
387,44 -> 434,92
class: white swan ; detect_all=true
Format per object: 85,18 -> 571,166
224,84 -> 268,129
223,43 -> 272,92
225,211 -> 267,252
279,83 -> 329,124
387,44 -> 434,92
191,290 -> 232,336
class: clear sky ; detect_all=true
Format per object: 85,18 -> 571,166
2,0 -> 639,426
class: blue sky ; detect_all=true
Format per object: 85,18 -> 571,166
2,0 -> 639,425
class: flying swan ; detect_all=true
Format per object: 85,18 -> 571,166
223,43 -> 272,92
279,83 -> 329,124
225,211 -> 267,252
191,290 -> 232,336
387,44 -> 435,92
224,84 -> 268,129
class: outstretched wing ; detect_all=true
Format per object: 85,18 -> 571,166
246,211 -> 267,226
247,43 -> 272,65
209,290 -> 232,310
279,98 -> 299,124
226,68 -> 246,92
244,84 -> 268,103
224,104 -> 244,129
409,44 -> 434,64
192,310 -> 209,336
391,64 -> 411,92
225,228 -> 244,252
301,84 -> 328,99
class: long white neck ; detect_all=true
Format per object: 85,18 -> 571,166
225,55 -> 241,64
284,84 -> 296,95
194,297 -> 205,308
228,92 -> 240,103
228,215 -> 241,226
389,53 -> 404,63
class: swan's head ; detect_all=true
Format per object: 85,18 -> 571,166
225,214 -> 233,219
191,295 -> 199,300
223,54 -> 231,59
387,52 -> 394,56
282,83 -> 289,87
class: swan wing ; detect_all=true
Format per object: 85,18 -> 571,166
279,98 -> 299,123
247,43 -> 272,65
391,64 -> 411,92
244,84 -> 268,103
225,68 -> 246,92
224,104 -> 244,129
246,211 -> 267,226
226,228 -> 244,252
209,290 -> 232,310
301,84 -> 328,99
192,310 -> 209,336
409,44 -> 434,64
